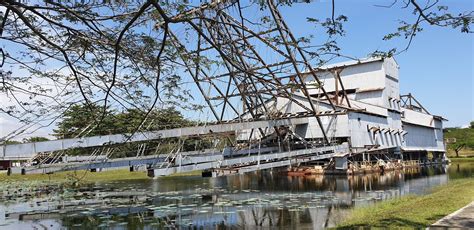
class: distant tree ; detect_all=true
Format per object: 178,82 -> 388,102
452,143 -> 465,158
114,108 -> 191,134
52,103 -> 205,157
53,104 -> 117,139
23,137 -> 49,143
470,121 -> 474,129
2,140 -> 20,145
54,104 -> 193,139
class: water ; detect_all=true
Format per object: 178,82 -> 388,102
1,162 -> 472,229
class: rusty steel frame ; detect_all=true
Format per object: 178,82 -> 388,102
161,0 -> 340,144
400,93 -> 430,114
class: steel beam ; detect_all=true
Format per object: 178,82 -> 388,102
0,117 -> 309,159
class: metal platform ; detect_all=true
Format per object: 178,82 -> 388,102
1,116 -> 309,160
10,143 -> 349,177
149,143 -> 349,177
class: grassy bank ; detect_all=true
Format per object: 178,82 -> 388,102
338,178 -> 474,228
447,149 -> 474,158
450,156 -> 474,162
0,168 -> 202,184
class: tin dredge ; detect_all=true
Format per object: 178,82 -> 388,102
0,1 -> 447,177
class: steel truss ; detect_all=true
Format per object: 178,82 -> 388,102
161,0 -> 345,144
2,1 -> 355,175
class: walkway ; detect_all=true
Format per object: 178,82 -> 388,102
430,201 -> 474,229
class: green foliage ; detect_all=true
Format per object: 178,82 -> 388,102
444,125 -> 474,150
470,121 -> 474,129
53,104 -> 218,158
114,108 -> 192,133
383,20 -> 423,41
307,15 -> 348,36
373,3 -> 472,56
54,104 -> 190,138
304,14 -> 347,60
3,140 -> 20,144
53,104 -> 116,138
22,137 -> 49,143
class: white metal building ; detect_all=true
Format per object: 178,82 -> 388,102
238,57 -> 446,160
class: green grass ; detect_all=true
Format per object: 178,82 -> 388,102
338,178 -> 474,229
0,168 -> 202,184
164,170 -> 202,177
447,149 -> 474,158
450,157 -> 474,162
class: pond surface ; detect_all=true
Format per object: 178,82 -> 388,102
0,162 -> 472,229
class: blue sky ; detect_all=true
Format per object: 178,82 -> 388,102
0,1 -> 472,140
279,0 -> 473,127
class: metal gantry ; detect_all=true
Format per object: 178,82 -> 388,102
161,0 -> 338,141
1,1 -> 349,176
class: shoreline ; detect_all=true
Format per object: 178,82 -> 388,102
0,168 -> 203,184
337,178 -> 474,228
1,157 -> 471,183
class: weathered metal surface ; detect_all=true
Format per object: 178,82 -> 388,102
149,143 -> 349,177
403,117 -> 445,152
335,156 -> 348,170
232,152 -> 347,175
402,108 -> 437,128
13,143 -> 348,175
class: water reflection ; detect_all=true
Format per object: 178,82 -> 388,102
0,163 -> 472,229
